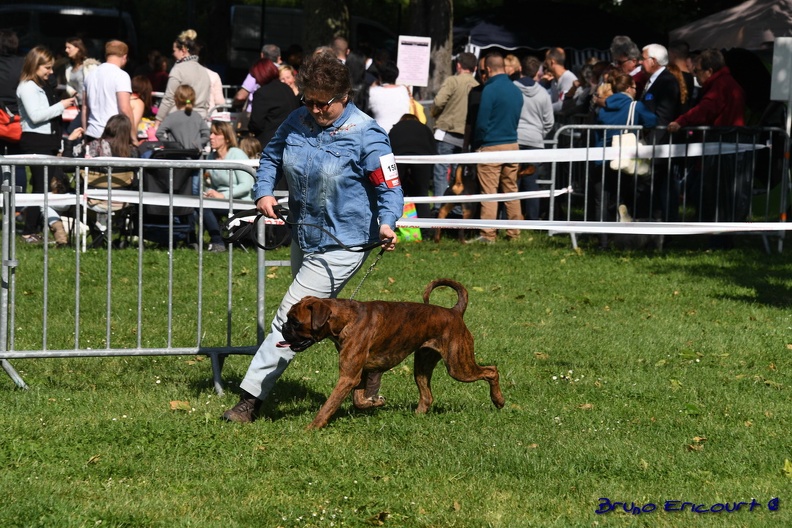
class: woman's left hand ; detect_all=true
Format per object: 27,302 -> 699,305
379,225 -> 397,251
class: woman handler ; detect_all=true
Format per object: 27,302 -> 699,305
223,52 -> 403,423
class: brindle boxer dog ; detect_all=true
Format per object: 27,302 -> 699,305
282,278 -> 505,429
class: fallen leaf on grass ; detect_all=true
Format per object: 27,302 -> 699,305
534,352 -> 549,360
578,403 -> 594,411
684,403 -> 703,416
640,459 -> 649,471
783,459 -> 792,478
528,443 -> 539,449
692,436 -> 707,443
367,511 -> 389,525
452,501 -> 461,512
786,344 -> 792,350
87,454 -> 101,464
745,421 -> 753,427
169,400 -> 191,412
687,443 -> 704,452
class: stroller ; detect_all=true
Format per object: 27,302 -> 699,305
122,145 -> 202,248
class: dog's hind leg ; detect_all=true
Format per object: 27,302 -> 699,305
414,348 -> 442,413
443,342 -> 505,409
352,371 -> 385,410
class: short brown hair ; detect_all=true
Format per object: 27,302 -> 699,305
611,72 -> 635,94
297,52 -> 351,99
105,40 -> 128,58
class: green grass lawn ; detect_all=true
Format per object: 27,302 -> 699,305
1,232 -> 791,527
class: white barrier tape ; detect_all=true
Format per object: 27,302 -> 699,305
394,142 -> 764,165
5,191 -> 255,211
396,217 -> 790,235
407,186 -> 571,204
2,154 -> 260,169
6,187 -> 570,209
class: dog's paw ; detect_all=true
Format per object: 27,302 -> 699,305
353,394 -> 386,410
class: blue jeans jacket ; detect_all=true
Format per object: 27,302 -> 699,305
254,102 -> 403,252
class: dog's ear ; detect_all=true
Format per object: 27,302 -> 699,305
308,299 -> 332,332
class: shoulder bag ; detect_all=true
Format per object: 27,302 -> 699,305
0,105 -> 22,143
609,100 -> 650,176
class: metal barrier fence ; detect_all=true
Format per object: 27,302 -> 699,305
0,155 -> 269,394
393,125 -> 790,253
1,126 -> 790,391
546,124 -> 790,251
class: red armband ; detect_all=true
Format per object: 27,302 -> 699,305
369,153 -> 400,188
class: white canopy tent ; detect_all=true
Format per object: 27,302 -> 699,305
669,0 -> 792,50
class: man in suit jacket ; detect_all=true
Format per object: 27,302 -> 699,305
639,43 -> 682,144
638,43 -> 684,220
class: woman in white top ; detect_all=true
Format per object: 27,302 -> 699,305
16,46 -> 75,244
367,60 -> 411,134
63,37 -> 98,134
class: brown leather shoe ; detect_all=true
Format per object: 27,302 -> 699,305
222,391 -> 262,423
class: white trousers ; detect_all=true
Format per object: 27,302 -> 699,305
240,243 -> 368,399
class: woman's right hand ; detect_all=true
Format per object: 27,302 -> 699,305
61,96 -> 76,109
256,195 -> 280,218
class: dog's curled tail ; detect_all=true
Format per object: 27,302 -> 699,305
423,279 -> 468,315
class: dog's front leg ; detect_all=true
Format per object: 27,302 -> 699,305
308,349 -> 367,429
308,375 -> 360,429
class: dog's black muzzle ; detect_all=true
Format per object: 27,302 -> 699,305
280,319 -> 316,352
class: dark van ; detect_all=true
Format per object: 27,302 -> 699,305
0,4 -> 137,59
229,5 -> 396,71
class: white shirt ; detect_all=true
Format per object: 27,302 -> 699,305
84,62 -> 131,138
368,84 -> 411,134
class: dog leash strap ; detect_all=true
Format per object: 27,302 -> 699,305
348,244 -> 387,300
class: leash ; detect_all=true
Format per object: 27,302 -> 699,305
222,206 -> 391,298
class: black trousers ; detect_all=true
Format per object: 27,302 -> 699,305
19,131 -> 63,235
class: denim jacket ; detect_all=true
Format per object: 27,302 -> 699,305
254,102 -> 403,253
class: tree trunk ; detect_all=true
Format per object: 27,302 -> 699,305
303,0 -> 351,53
407,0 -> 453,100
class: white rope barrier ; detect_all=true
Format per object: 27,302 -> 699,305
393,142 -> 765,165
1,142 -> 785,238
395,217 -> 791,235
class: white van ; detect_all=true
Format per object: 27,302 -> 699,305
0,4 -> 138,59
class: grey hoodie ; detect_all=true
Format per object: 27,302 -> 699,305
513,78 -> 554,148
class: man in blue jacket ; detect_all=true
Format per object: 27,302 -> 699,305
473,52 -> 524,243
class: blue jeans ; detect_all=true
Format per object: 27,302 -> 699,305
240,244 -> 368,400
432,140 -> 460,212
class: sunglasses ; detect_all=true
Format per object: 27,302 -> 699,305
301,95 -> 339,111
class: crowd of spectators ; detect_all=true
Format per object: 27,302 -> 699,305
0,23 -> 766,248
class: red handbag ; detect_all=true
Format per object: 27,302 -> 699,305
0,105 -> 22,142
